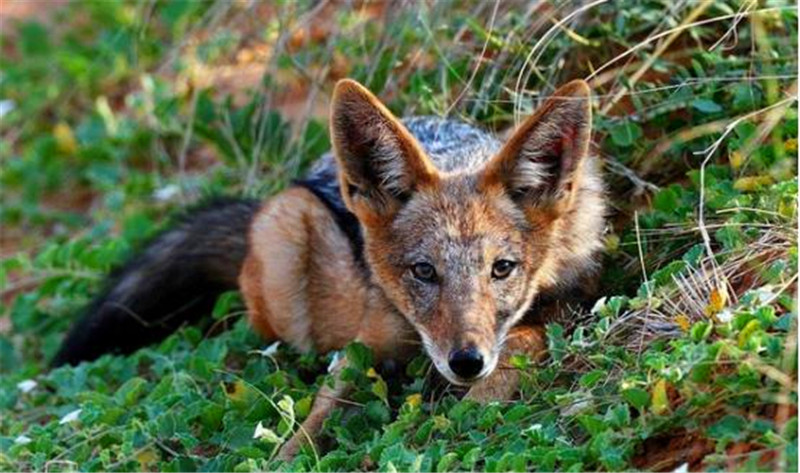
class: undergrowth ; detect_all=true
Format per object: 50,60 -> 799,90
0,1 -> 797,471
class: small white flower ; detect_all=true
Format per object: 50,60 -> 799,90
327,351 -> 341,373
253,421 -> 281,443
153,184 -> 180,202
59,409 -> 82,425
14,435 -> 32,445
254,341 -> 281,357
0,100 -> 15,119
755,287 -> 776,305
524,423 -> 543,433
717,308 -> 734,323
590,296 -> 607,315
523,423 -> 545,441
673,463 -> 689,473
16,380 -> 37,393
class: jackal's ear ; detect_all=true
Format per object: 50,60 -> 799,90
481,80 -> 592,209
330,79 -> 438,223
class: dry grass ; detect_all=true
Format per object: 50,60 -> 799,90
608,221 -> 796,350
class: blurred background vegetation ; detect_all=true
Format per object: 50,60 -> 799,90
0,1 -> 797,471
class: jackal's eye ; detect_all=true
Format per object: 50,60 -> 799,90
411,262 -> 437,282
492,260 -> 517,280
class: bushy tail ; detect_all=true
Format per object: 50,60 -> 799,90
52,198 -> 261,367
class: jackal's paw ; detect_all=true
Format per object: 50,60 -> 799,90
276,432 -> 308,462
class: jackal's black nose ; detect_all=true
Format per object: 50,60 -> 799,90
448,347 -> 484,379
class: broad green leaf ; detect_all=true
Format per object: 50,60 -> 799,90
609,121 -> 643,147
692,98 -> 723,113
622,388 -> 650,411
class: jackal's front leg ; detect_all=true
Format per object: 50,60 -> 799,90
276,302 -> 417,461
465,325 -> 547,402
276,355 -> 350,461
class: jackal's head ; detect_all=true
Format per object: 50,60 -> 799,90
330,79 -> 599,385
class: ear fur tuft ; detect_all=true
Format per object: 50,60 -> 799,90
330,79 -> 437,221
481,79 -> 592,206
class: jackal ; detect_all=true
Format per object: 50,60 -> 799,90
54,79 -> 606,458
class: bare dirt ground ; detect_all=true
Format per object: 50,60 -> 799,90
0,0 -> 67,30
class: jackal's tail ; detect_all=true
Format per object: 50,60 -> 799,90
51,198 -> 261,367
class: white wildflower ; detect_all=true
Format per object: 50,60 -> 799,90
717,308 -> 734,323
755,287 -> 776,305
0,100 -> 15,119
254,341 -> 281,357
59,409 -> 82,425
253,421 -> 281,443
523,423 -> 543,434
327,351 -> 341,373
590,296 -> 607,315
153,184 -> 180,202
16,379 -> 37,393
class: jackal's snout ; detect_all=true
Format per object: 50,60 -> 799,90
423,324 -> 500,385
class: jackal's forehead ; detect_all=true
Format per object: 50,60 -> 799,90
390,175 -> 530,260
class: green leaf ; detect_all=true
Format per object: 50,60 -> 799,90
732,84 -> 760,111
365,400 -> 390,424
690,321 -> 713,342
622,388 -> 650,411
606,403 -> 631,428
715,226 -> 744,250
692,98 -> 723,113
579,370 -> 606,388
294,396 -> 312,420
509,353 -> 531,370
345,342 -> 373,372
371,377 -> 389,405
652,186 -> 680,214
682,244 -> 705,266
708,415 -> 748,441
738,319 -> 762,349
609,121 -> 643,147
114,377 -> 148,406
212,291 -> 243,320
461,447 -> 482,470
546,324 -> 567,363
651,260 -> 687,288
437,452 -> 458,472
277,395 -> 294,418
578,415 -> 607,436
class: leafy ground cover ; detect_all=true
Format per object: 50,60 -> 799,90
0,1 -> 797,471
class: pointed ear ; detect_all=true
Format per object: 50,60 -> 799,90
480,80 -> 592,208
330,79 -> 438,223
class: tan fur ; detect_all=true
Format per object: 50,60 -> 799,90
240,186 -> 418,357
